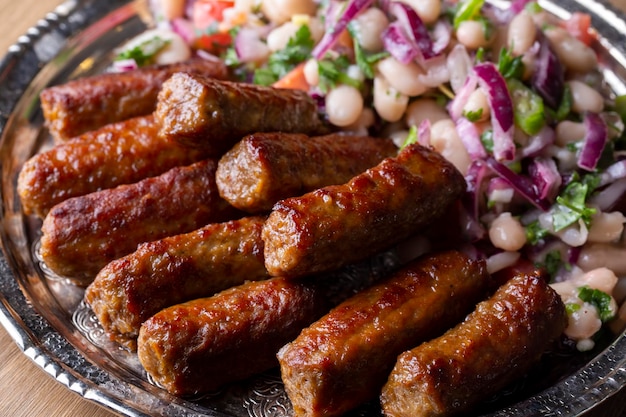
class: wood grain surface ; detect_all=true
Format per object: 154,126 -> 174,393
0,1 -> 626,416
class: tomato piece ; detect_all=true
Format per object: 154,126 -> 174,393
563,12 -> 594,46
193,0 -> 234,31
194,32 -> 233,53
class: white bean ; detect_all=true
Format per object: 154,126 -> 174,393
430,119 -> 472,175
588,211 -> 626,243
261,0 -> 317,24
405,98 -> 449,128
486,251 -> 521,275
565,303 -> 603,340
574,267 -> 619,295
456,20 -> 492,50
373,76 -> 409,123
397,0 -> 441,24
507,11 -> 537,56
488,212 -> 527,251
267,18 -> 324,52
350,7 -> 389,51
325,85 -> 364,127
343,107 -> 376,136
303,59 -> 319,86
555,120 -> 586,146
544,27 -> 598,74
377,57 -> 428,97
578,243 -> 626,275
568,80 -> 605,114
462,88 -> 490,122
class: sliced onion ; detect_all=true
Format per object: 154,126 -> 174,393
431,19 -> 452,55
388,2 -> 437,61
417,54 -> 450,88
532,33 -> 565,109
578,112 -> 609,171
521,125 -> 555,158
486,157 -> 551,211
456,117 -> 487,160
170,17 -> 196,44
447,44 -> 473,94
590,178 -> 626,211
486,251 -> 521,274
381,21 -> 419,64
465,159 -> 489,220
448,71 -> 477,121
528,157 -> 562,201
312,0 -> 374,59
417,119 -> 431,146
235,27 -> 270,63
474,62 -> 515,161
599,160 -> 626,187
111,58 -> 138,73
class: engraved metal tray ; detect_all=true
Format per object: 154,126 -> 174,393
0,0 -> 626,416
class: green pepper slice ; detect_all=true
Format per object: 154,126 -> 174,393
507,78 -> 546,136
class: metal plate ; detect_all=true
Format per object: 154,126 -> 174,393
0,0 -> 625,416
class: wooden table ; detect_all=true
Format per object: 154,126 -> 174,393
1,0 -> 626,416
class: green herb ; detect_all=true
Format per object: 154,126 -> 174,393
115,36 -> 170,67
475,47 -> 486,63
317,55 -> 362,93
497,47 -> 524,80
401,125 -> 419,150
543,250 -> 566,279
526,220 -> 549,245
253,24 -> 314,85
555,84 -> 572,120
565,302 -> 582,315
525,1 -> 543,14
453,0 -> 485,29
464,108 -> 484,122
508,78 -> 546,135
551,179 -> 597,232
348,23 -> 389,79
578,286 -> 615,322
480,129 -> 494,153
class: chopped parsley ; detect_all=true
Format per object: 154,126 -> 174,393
551,176 -> 598,232
464,108 -> 484,122
348,23 -> 389,79
453,0 -> 485,29
480,129 -> 494,153
253,24 -> 314,85
497,47 -> 524,80
115,36 -> 170,67
401,125 -> 419,150
577,286 -> 615,322
526,220 -> 549,245
317,55 -> 362,93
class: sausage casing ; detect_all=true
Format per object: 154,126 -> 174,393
39,159 -> 239,284
18,115 -> 210,218
216,132 -> 397,213
137,275 -> 333,396
380,272 -> 567,417
40,59 -> 228,141
155,73 -> 326,155
85,216 -> 269,350
277,251 -> 491,417
262,143 -> 466,278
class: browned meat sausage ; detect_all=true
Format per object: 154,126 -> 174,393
17,115 -> 210,218
277,251 -> 491,417
137,275 -> 333,396
262,143 -> 466,278
380,272 -> 567,417
216,132 -> 397,213
155,73 -> 327,155
85,216 -> 269,350
40,58 -> 228,142
39,159 -> 240,285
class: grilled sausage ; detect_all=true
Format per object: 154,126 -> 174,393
40,58 -> 228,142
277,251 -> 492,417
39,159 -> 240,285
216,132 -> 397,213
262,143 -> 466,278
155,73 -> 327,155
18,115 -> 210,218
137,276 -> 333,396
85,216 -> 269,350
380,272 -> 567,417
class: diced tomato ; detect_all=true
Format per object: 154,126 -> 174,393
194,31 -> 233,53
562,12 -> 595,46
193,0 -> 234,31
272,63 -> 310,91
